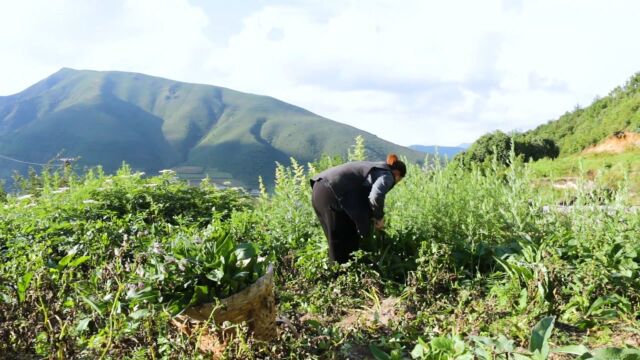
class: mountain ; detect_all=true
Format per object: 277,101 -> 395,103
523,72 -> 640,155
0,68 -> 423,188
409,145 -> 466,158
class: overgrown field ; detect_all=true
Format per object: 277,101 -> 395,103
529,149 -> 640,205
1,153 -> 639,359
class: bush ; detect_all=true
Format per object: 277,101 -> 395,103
458,131 -> 559,167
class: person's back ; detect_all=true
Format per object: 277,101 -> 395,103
310,155 -> 406,263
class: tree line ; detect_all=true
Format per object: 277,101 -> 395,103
455,130 -> 560,167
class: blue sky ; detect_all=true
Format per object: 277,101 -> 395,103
1,0 -> 639,146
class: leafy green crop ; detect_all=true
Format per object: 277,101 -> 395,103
0,166 -> 265,358
131,225 -> 267,314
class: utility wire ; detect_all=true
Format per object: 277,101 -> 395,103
0,153 -> 63,167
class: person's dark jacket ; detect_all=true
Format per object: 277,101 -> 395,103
310,161 -> 395,238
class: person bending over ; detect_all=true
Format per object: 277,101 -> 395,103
310,154 -> 406,263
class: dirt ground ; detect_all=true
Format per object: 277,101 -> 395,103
582,132 -> 640,154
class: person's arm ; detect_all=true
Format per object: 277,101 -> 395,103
369,171 -> 394,224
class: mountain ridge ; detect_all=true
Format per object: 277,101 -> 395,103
0,68 -> 423,188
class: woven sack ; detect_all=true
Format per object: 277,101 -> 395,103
173,264 -> 276,343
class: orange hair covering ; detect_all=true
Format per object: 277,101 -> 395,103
386,154 -> 398,166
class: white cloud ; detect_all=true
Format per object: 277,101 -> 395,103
0,0 -> 213,92
1,0 -> 639,146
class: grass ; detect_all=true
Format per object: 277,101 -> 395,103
529,149 -> 640,204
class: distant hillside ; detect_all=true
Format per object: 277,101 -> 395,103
0,68 -> 422,188
409,145 -> 466,158
524,72 -> 640,155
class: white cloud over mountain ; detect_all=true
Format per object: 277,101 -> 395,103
1,0 -> 638,145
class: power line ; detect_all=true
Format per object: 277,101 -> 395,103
0,153 -> 64,167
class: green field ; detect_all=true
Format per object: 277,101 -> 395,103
1,147 -> 639,359
529,149 -> 640,205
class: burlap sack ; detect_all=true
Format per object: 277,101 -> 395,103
172,264 -> 276,346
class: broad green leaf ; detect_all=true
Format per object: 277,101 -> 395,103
128,309 -> 150,320
192,285 -> 209,304
453,337 -> 467,354
471,336 -> 494,346
217,234 -> 234,254
235,243 -> 258,260
512,353 -> 535,360
17,271 -> 34,302
206,269 -> 224,282
518,288 -> 528,311
126,287 -> 158,303
529,316 -> 555,358
587,348 -> 640,360
431,336 -> 454,351
369,344 -> 391,360
496,335 -> 516,352
69,255 -> 91,268
411,342 -> 427,359
58,247 -> 79,269
473,346 -> 491,360
232,271 -> 249,280
587,297 -> 605,316
0,292 -> 11,303
79,295 -> 105,316
76,318 -> 91,332
554,345 -> 589,356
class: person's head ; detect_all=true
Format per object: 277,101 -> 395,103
386,154 -> 406,183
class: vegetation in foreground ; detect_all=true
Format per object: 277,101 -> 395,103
528,149 -> 640,204
1,146 -> 639,359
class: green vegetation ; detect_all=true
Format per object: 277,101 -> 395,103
529,149 -> 640,204
456,131 -> 559,167
524,72 -> 640,155
0,165 -> 265,358
1,139 -> 639,358
0,68 -> 422,188
459,72 -> 640,204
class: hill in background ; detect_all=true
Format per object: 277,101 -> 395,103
523,72 -> 640,155
0,68 -> 423,188
458,72 -> 640,166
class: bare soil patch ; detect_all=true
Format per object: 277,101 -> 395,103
338,297 -> 400,331
582,131 -> 640,154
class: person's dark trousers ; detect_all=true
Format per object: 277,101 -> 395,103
312,180 -> 360,264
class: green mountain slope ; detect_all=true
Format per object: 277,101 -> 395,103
524,72 -> 640,155
0,68 -> 423,187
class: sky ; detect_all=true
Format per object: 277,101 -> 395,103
0,0 -> 639,146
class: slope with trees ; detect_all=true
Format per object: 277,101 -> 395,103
525,72 -> 640,155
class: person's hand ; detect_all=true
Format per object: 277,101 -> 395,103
374,218 -> 385,230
